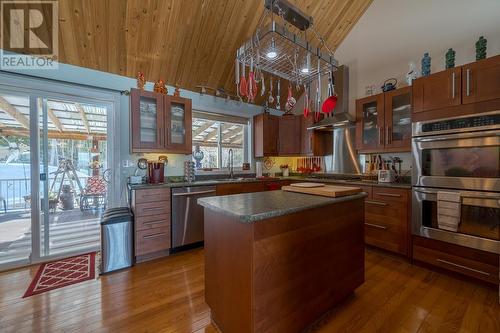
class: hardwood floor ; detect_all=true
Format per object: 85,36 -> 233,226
0,248 -> 498,333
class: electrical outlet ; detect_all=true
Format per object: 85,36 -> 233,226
122,160 -> 135,168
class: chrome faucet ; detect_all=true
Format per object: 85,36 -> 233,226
228,148 -> 234,179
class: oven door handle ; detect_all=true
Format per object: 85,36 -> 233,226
413,188 -> 500,200
413,129 -> 500,142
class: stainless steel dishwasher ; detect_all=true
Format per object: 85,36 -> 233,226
171,185 -> 217,248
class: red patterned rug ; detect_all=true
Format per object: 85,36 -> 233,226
23,252 -> 96,298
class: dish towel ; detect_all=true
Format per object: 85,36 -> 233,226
437,191 -> 461,232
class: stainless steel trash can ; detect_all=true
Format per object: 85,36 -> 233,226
101,207 -> 133,273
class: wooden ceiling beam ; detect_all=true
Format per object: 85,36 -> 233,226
0,128 -> 106,141
75,104 -> 91,134
0,96 -> 30,129
48,108 -> 64,132
193,122 -> 216,137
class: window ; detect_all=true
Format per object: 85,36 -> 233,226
192,113 -> 248,170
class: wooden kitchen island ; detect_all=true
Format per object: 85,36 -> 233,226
198,190 -> 367,333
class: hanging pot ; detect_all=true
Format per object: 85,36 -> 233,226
285,85 -> 296,112
321,71 -> 337,113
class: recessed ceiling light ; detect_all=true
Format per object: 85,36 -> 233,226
301,67 -> 309,73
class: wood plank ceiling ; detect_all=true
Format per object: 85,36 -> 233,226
57,0 -> 372,105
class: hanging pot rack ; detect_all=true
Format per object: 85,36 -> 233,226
236,0 -> 339,87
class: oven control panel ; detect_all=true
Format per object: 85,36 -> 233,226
422,114 -> 500,133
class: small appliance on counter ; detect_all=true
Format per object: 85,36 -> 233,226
378,169 -> 396,183
148,161 -> 164,184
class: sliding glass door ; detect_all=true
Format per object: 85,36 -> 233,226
0,92 -> 33,268
0,78 -> 117,271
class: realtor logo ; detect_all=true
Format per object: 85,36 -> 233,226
1,0 -> 58,69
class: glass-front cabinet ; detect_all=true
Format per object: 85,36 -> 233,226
131,89 -> 164,151
131,89 -> 192,154
165,96 -> 192,154
355,87 -> 412,152
356,93 -> 384,151
384,87 -> 412,149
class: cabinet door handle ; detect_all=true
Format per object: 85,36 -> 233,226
365,222 -> 388,230
365,200 -> 388,206
436,258 -> 490,276
466,69 -> 470,96
143,232 -> 167,239
451,72 -> 456,99
375,192 -> 401,198
142,207 -> 166,213
142,220 -> 165,226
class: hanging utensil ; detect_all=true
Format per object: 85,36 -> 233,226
314,58 -> 321,122
235,58 -> 242,101
285,85 -> 296,112
276,79 -> 281,110
239,61 -> 247,97
303,83 -> 310,118
268,76 -> 274,105
322,70 -> 337,113
248,56 -> 256,102
260,71 -> 266,96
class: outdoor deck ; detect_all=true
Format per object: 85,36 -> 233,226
0,208 -> 101,266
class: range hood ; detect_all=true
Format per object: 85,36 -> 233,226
308,65 -> 353,130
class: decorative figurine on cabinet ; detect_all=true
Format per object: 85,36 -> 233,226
421,53 -> 431,76
406,62 -> 419,86
154,79 -> 168,95
475,36 -> 487,60
136,72 -> 145,90
174,85 -> 181,97
445,48 -> 456,69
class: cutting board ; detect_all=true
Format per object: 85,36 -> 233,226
282,184 -> 362,198
289,182 -> 325,188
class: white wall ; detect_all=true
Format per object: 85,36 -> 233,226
335,0 -> 500,115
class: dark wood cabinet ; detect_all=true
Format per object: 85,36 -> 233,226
412,56 -> 500,122
301,114 -> 333,156
131,187 -> 171,262
254,114 -> 302,157
131,89 -> 165,152
355,93 -> 384,152
356,88 -> 411,153
384,87 -> 412,149
412,67 -> 461,113
413,235 -> 499,285
364,187 -> 410,256
164,96 -> 192,154
253,113 -> 279,157
278,115 -> 301,155
462,55 -> 500,104
131,88 -> 192,154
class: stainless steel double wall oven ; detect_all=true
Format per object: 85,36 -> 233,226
412,111 -> 500,253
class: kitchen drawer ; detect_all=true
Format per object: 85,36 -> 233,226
413,236 -> 499,285
134,201 -> 171,217
365,201 -> 408,255
135,214 -> 170,232
135,225 -> 170,256
372,187 -> 408,203
134,188 -> 171,204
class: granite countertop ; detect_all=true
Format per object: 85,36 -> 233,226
197,190 -> 367,223
127,177 -> 282,190
301,178 -> 412,189
128,175 -> 411,190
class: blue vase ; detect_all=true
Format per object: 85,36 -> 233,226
421,52 -> 431,76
